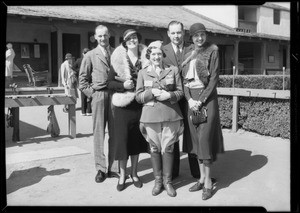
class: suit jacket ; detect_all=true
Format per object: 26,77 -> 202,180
135,64 -> 183,123
79,45 -> 114,97
162,42 -> 191,71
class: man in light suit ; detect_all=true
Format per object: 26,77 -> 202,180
162,21 -> 199,179
79,25 -> 119,183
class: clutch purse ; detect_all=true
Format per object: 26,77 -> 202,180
190,106 -> 208,127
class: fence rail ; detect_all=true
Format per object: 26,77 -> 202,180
217,87 -> 290,132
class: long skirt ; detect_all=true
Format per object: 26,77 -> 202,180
182,88 -> 224,162
113,100 -> 148,160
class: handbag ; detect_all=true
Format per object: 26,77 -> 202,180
189,88 -> 208,127
190,106 -> 207,127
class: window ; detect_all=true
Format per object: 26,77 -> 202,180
274,9 -> 280,25
238,7 -> 245,20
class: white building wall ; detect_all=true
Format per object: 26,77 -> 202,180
254,7 -> 289,37
183,5 -> 238,28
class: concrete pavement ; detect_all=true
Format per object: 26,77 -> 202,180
4,94 -> 290,211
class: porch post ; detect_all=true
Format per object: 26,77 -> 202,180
234,40 -> 239,75
57,29 -> 63,87
261,41 -> 267,75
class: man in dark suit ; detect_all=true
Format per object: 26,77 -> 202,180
162,21 -> 200,179
79,25 -> 119,183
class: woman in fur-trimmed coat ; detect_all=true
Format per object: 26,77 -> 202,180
107,29 -> 149,191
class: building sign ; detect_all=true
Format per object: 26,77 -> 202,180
235,28 -> 251,33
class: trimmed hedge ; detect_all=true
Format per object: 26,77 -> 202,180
218,75 -> 290,90
218,96 -> 290,139
217,75 -> 290,139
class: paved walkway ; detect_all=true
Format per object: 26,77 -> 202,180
4,94 -> 290,211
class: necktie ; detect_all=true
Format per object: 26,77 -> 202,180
175,45 -> 181,64
104,47 -> 110,66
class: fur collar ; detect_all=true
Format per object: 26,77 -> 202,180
111,43 -> 148,81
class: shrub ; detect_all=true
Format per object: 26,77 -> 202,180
218,75 -> 290,90
218,96 -> 290,139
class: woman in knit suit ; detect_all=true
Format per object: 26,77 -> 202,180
181,23 -> 224,200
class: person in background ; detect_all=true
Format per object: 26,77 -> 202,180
181,23 -> 224,200
79,25 -> 119,183
73,48 -> 92,116
61,53 -> 78,113
136,41 -> 183,197
6,43 -> 15,88
107,29 -> 149,191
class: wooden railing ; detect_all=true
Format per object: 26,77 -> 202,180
217,87 -> 290,132
5,87 -> 76,141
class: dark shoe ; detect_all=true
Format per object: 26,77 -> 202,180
189,181 -> 204,192
107,171 -> 120,178
189,178 -> 217,192
131,175 -> 143,188
95,170 -> 106,183
164,183 -> 177,197
117,178 -> 126,191
162,152 -> 177,197
202,186 -> 213,200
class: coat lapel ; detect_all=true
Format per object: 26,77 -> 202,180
95,46 -> 110,67
164,43 -> 178,66
159,67 -> 172,80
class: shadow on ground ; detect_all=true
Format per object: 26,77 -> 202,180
6,166 -> 70,194
135,149 -> 268,192
212,149 -> 268,193
5,119 -> 92,147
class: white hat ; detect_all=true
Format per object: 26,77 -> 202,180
148,40 -> 163,49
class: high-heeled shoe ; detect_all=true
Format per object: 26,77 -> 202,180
202,186 -> 214,200
189,181 -> 204,192
131,175 -> 143,188
116,178 -> 126,191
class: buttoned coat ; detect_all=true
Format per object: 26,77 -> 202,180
135,64 -> 183,123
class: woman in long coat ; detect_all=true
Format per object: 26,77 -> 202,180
181,23 -> 224,200
107,29 -> 148,191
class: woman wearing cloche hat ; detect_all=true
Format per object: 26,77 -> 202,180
107,29 -> 149,191
136,40 -> 184,197
181,23 -> 224,200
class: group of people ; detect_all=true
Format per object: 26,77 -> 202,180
78,20 -> 224,200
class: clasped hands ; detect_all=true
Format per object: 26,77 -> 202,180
152,88 -> 171,101
123,80 -> 134,90
188,99 -> 202,112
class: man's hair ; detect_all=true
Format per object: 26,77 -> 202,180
94,25 -> 109,34
167,21 -> 184,31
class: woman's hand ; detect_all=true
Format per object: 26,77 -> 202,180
123,80 -> 134,90
188,99 -> 201,111
152,88 -> 162,97
156,90 -> 171,101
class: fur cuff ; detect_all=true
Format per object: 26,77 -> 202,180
111,91 -> 135,107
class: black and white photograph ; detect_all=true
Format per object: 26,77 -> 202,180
3,2 -> 296,212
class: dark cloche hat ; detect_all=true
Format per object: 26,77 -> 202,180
189,23 -> 207,37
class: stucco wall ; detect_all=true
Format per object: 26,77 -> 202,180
257,7 -> 290,37
183,6 -> 238,28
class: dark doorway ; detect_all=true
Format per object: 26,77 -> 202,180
62,33 -> 81,61
51,31 -> 58,84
